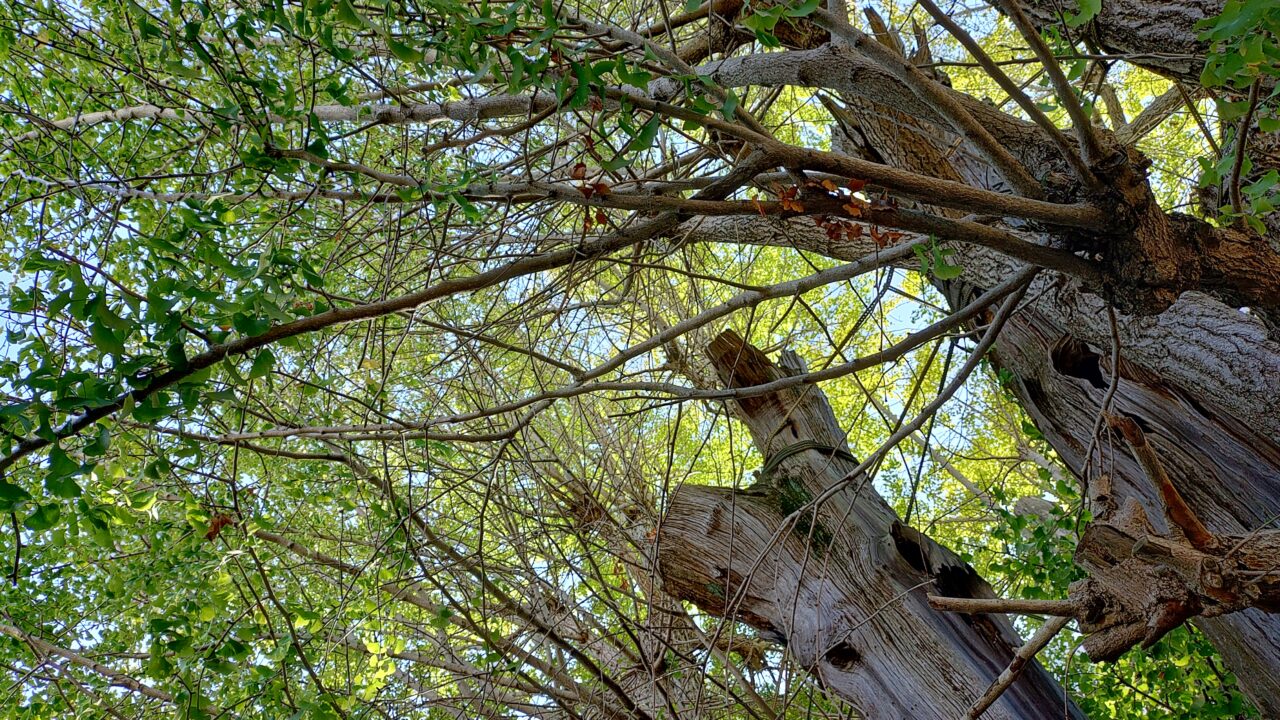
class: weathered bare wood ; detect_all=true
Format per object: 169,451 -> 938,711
680,211 -> 1280,712
967,616 -> 1074,720
672,0 -> 1280,710
981,281 -> 1280,713
935,412 -> 1280,668
657,331 -> 1083,719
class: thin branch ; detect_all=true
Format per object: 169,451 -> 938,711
8,511 -> 20,585
993,0 -> 1106,166
1113,84 -> 1190,146
1175,83 -> 1220,156
1106,414 -> 1215,549
915,0 -> 1100,189
967,616 -> 1073,719
927,595 -> 1080,616
1228,78 -> 1262,219
0,623 -> 173,702
2,94 -> 559,147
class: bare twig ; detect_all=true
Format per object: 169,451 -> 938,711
0,623 -> 174,702
927,595 -> 1080,616
967,616 -> 1073,718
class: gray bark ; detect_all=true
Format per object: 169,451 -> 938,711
1021,0 -> 1223,84
683,212 -> 1280,715
657,331 -> 1083,719
665,1 -> 1280,711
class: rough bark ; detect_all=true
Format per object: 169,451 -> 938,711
684,212 -> 1280,714
1020,0 -> 1280,246
1021,0 -> 1223,84
1060,415 -> 1280,662
657,331 -> 1083,719
976,273 -> 1280,714
812,11 -> 1280,706
663,1 -> 1280,711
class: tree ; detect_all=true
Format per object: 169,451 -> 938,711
0,0 -> 1276,718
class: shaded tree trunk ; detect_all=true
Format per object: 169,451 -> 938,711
1021,0 -> 1223,85
685,211 -> 1280,715
657,331 -> 1083,719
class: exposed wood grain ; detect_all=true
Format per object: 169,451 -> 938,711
657,331 -> 1082,719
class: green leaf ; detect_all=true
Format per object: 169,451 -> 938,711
130,490 -> 158,512
24,503 -> 61,532
932,258 -> 963,280
741,11 -> 779,34
1021,420 -> 1045,441
784,0 -> 822,18
232,313 -> 272,337
89,319 -> 126,356
0,481 -> 32,512
720,90 -> 739,120
84,425 -> 112,457
386,38 -> 424,63
334,0 -> 369,28
249,348 -> 276,379
45,474 -> 82,499
1066,0 -> 1101,27
626,117 -> 661,154
47,445 -> 79,479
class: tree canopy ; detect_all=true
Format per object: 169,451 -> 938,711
0,0 -> 1277,718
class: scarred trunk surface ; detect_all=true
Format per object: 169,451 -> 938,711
657,331 -> 1083,719
685,210 -> 1280,713
825,1 -> 1280,706
976,277 -> 1280,714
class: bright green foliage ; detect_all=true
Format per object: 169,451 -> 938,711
1196,1 -> 1280,230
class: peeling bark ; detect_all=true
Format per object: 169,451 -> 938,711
982,280 -> 1280,714
682,212 -> 1280,713
664,1 -> 1280,711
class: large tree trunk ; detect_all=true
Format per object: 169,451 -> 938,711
965,269 -> 1280,715
657,331 -> 1083,719
683,211 -> 1280,714
671,0 -> 1280,710
1012,3 -> 1280,711
1021,0 -> 1223,85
